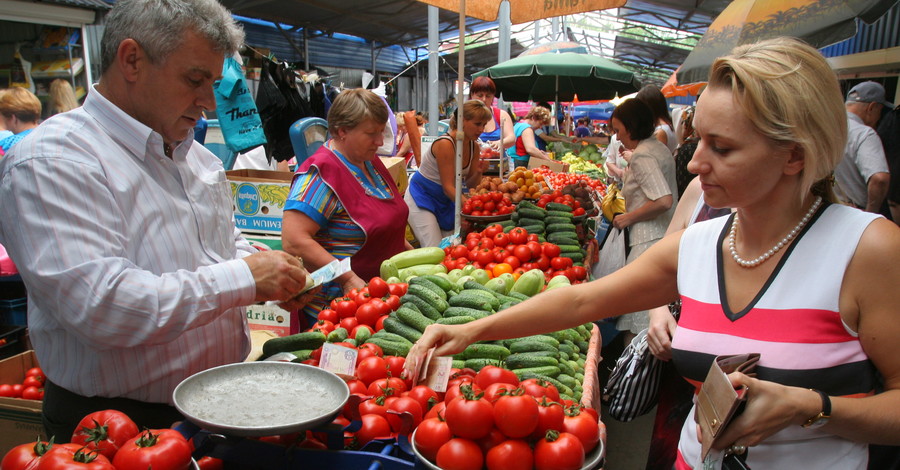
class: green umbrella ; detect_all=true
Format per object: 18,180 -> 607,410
472,52 -> 641,102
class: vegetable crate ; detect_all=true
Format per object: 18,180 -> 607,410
0,351 -> 45,455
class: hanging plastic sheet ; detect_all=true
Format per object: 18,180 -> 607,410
256,60 -> 314,162
214,56 -> 266,154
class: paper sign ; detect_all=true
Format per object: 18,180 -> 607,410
319,342 -> 358,378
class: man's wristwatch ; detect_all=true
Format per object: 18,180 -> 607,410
802,389 -> 832,429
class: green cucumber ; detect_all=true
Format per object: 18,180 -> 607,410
420,274 -> 456,294
452,359 -> 467,369
407,284 -> 450,312
449,292 -> 496,312
464,358 -> 503,371
326,327 -> 349,343
516,373 -> 574,396
512,365 -> 561,379
409,277 -> 448,301
401,294 -> 442,320
545,216 -> 575,225
546,223 -> 577,233
546,210 -> 574,219
546,202 -> 574,212
288,349 -> 314,362
517,207 -> 547,220
436,315 -> 476,325
517,217 -> 546,227
382,316 -> 423,343
365,337 -> 412,357
353,326 -> 372,343
505,353 -> 559,369
370,331 -> 414,346
396,306 -> 435,332
506,291 -> 530,301
443,306 -> 490,319
520,225 -> 546,236
462,343 -> 511,360
509,339 -> 559,354
262,331 -> 326,358
517,200 -> 542,211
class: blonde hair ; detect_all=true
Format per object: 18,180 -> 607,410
525,106 -> 552,126
49,79 -> 79,115
448,99 -> 492,130
708,37 -> 845,202
0,86 -> 41,123
327,88 -> 389,135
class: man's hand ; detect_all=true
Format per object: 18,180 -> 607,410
243,251 -> 312,302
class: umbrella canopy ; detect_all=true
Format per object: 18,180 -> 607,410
520,41 -> 588,56
677,0 -> 900,84
662,68 -> 706,98
571,102 -> 616,121
473,52 -> 641,102
417,0 -> 625,24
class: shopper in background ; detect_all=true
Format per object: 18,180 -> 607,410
610,98 -> 678,341
45,78 -> 79,117
0,0 -> 317,441
406,100 -> 491,247
282,88 -> 412,326
470,76 -> 514,171
637,84 -> 677,154
574,117 -> 592,138
835,81 -> 891,212
0,90 -> 12,145
506,105 -> 553,169
0,86 -> 41,152
406,37 -> 900,469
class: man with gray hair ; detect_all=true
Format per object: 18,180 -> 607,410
835,81 -> 891,212
0,0 -> 315,439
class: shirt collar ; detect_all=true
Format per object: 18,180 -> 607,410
847,110 -> 865,126
82,84 -> 193,161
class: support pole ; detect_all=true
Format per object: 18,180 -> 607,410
427,6 -> 440,136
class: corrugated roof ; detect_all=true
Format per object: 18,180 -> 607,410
39,0 -> 112,10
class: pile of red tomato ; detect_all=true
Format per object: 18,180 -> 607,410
0,366 -> 45,401
447,225 -> 588,283
1,409 -> 202,470
312,277 -> 407,334
529,168 -> 606,194
462,192 -> 515,217
533,190 -> 586,216
412,366 -> 601,470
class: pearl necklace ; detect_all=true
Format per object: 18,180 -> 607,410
729,196 -> 822,268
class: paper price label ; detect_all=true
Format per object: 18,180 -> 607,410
319,343 -> 358,378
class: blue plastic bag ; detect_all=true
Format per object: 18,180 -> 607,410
214,57 -> 267,154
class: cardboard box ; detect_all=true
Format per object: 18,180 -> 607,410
528,157 -> 569,174
246,303 -> 292,337
226,169 -> 294,235
380,156 -> 408,193
0,351 -> 45,456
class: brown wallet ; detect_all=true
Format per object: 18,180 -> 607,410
697,353 -> 760,460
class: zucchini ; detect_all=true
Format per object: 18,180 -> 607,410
546,210 -> 574,219
443,306 -> 490,319
409,277 -> 448,301
509,339 -> 559,354
382,316 -> 423,343
389,247 -> 446,269
462,343 -> 511,360
396,306 -> 435,332
505,353 -> 559,369
546,202 -> 574,212
365,337 -> 412,357
517,208 -> 547,220
401,294 -> 442,320
326,327 -> 349,343
398,264 -> 448,281
262,331 -> 326,358
436,315 -> 476,325
512,365 -> 561,379
380,259 -> 399,280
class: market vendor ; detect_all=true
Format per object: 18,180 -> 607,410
506,106 -> 553,168
405,100 -> 491,247
470,77 -> 514,166
0,0 -> 318,441
282,88 -> 413,328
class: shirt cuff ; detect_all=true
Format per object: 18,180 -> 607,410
209,258 -> 257,307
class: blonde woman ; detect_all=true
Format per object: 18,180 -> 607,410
47,79 -> 79,116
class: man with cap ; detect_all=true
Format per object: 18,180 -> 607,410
835,81 -> 891,212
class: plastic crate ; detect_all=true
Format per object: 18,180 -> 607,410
0,298 -> 26,326
0,325 -> 26,360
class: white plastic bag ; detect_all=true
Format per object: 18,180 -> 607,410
593,226 -> 627,279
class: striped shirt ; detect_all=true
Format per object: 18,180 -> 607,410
672,204 -> 880,469
0,86 -> 257,403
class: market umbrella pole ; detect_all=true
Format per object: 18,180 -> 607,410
453,0 -> 466,241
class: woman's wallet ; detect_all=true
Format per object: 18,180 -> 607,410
697,353 -> 760,461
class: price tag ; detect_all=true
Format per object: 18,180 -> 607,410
319,343 -> 358,378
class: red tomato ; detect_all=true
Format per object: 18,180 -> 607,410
358,396 -> 389,418
384,294 -> 401,311
367,377 -> 406,398
473,248 -> 494,266
355,303 -> 382,328
508,227 -> 528,245
481,382 -> 517,404
475,238 -> 495,250
354,291 -> 372,306
580,406 -> 600,422
347,381 -> 367,395
493,232 -> 509,247
1,440 -> 53,470
485,439 -> 534,470
414,417 -> 452,463
571,265 -> 588,281
384,355 -> 406,375
550,257 -> 569,271
532,398 -> 566,438
572,207 -> 586,216
512,245 -> 532,263
331,297 -> 358,319
339,316 -> 359,331
526,241 -> 543,258
356,356 -> 389,386
310,319 -> 335,335
0,384 -> 15,398
520,378 -> 561,402
526,233 -> 540,243
444,385 -> 494,440
355,414 -> 392,446
476,428 -> 507,454
450,245 -> 469,259
386,396 -> 423,432
357,341 -> 383,358
25,367 -> 45,381
20,386 -> 42,401
423,400 -> 447,420
541,243 -> 561,258
37,444 -> 115,470
405,385 -> 440,412
493,248 -> 508,263
502,256 -> 521,270
367,277 -> 390,299
534,431 -> 585,470
374,315 -> 388,331
493,391 -> 539,438
475,365 -> 519,390
9,384 -> 23,398
111,429 -> 191,470
436,438 -> 483,470
563,408 -> 600,453
195,456 -> 223,470
22,375 -> 44,388
387,283 -> 408,296
317,308 -> 338,324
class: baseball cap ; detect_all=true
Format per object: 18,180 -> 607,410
847,81 -> 894,108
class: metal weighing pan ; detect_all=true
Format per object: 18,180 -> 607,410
173,361 -> 349,437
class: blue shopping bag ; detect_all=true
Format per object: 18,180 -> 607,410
214,57 -> 267,154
